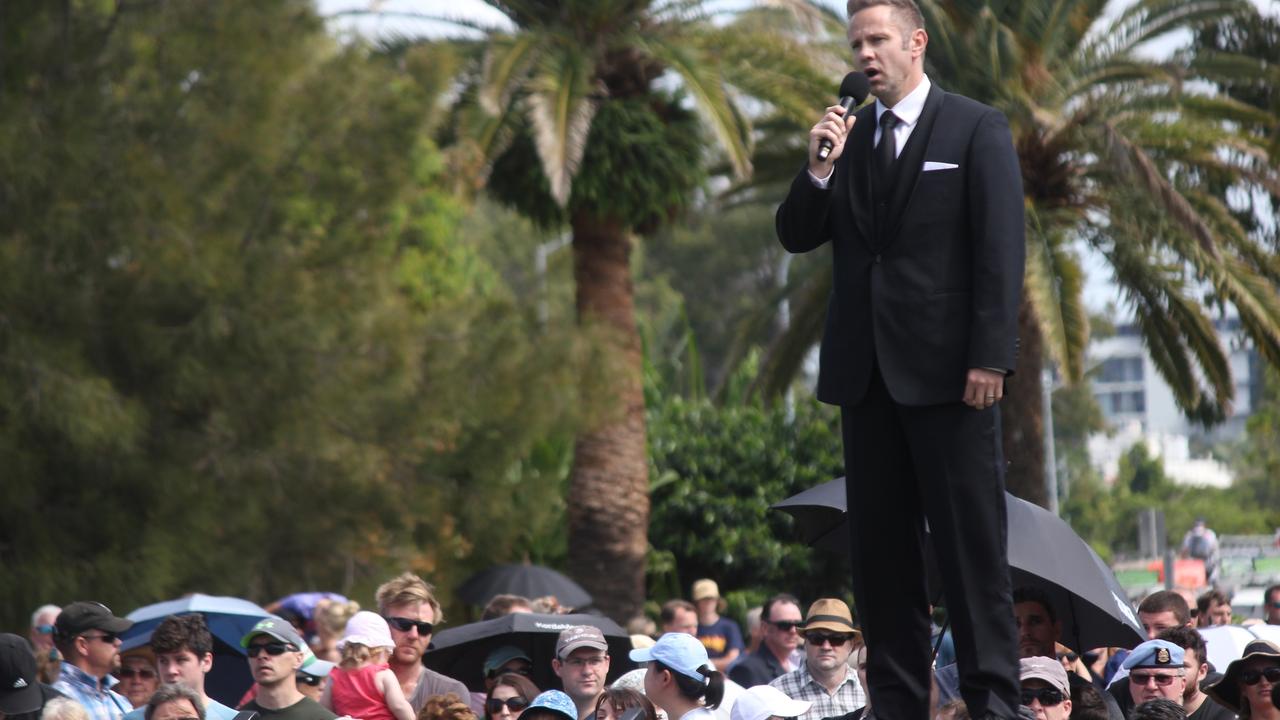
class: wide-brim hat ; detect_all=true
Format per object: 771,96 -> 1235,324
802,598 -> 858,635
1204,639 -> 1280,714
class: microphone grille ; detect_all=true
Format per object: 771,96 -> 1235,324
839,72 -> 871,104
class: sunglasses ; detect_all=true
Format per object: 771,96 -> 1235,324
770,621 -> 803,632
117,668 -> 157,680
1020,687 -> 1065,707
1130,672 -> 1181,687
1240,667 -> 1280,686
34,624 -> 55,635
246,641 -> 294,657
297,674 -> 325,687
804,632 -> 854,647
487,698 -> 530,715
82,632 -> 118,643
384,616 -> 435,635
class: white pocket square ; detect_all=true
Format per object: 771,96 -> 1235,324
922,161 -> 958,172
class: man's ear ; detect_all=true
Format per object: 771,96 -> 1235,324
200,652 -> 214,674
912,28 -> 928,58
552,658 -> 563,677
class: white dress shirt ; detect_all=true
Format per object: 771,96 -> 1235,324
809,74 -> 933,188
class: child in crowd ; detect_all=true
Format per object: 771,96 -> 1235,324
322,611 -> 416,720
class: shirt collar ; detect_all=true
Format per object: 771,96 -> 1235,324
800,664 -> 854,689
63,662 -> 118,691
875,74 -> 931,129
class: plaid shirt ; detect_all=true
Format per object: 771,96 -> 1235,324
769,665 -> 866,720
52,663 -> 131,720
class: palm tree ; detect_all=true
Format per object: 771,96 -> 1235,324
741,0 -> 1280,506
385,0 -> 833,620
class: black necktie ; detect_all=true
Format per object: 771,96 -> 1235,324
876,110 -> 900,185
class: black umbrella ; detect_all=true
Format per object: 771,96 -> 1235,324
422,612 -> 634,692
457,564 -> 592,609
772,478 -> 1145,652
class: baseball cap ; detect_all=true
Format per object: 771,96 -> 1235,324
0,634 -> 42,716
54,602 -> 133,637
691,580 -> 720,602
240,616 -> 307,650
801,599 -> 858,635
1019,656 -> 1070,696
484,646 -> 532,676
1122,640 -> 1184,670
556,626 -> 608,659
339,611 -> 394,651
629,631 -> 711,682
730,685 -> 811,720
517,690 -> 578,720
299,658 -> 335,678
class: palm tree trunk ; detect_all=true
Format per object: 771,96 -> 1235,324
565,209 -> 649,623
1001,293 -> 1048,507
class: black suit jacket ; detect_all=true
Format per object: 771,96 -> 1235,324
776,83 -> 1025,407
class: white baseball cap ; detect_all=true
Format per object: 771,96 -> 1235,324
730,686 -> 811,720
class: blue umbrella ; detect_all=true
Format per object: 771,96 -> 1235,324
122,594 -> 273,706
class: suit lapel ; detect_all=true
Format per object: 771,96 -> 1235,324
842,103 -> 878,244
883,84 -> 945,242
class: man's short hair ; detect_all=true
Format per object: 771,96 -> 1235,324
762,593 -> 801,623
1156,627 -> 1206,666
376,571 -> 443,622
1070,683 -> 1110,720
846,0 -> 925,31
1013,586 -> 1058,625
151,615 -> 213,658
1138,591 -> 1190,626
1130,698 -> 1186,720
30,605 -> 60,627
481,595 -> 532,621
43,698 -> 89,720
1195,589 -> 1229,615
145,684 -> 205,720
1266,583 -> 1280,602
660,599 -> 696,626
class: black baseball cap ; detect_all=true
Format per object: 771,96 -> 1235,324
54,602 -> 133,637
0,634 -> 42,715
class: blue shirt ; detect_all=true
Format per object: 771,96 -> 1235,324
52,664 -> 131,720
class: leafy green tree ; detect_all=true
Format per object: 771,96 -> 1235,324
0,0 -> 584,627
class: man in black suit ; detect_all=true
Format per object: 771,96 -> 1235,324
775,1 -> 1026,719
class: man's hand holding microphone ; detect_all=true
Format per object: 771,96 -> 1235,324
809,72 -> 870,178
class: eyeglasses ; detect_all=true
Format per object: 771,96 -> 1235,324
246,641 -> 294,657
34,624 -> 55,635
117,668 -> 157,680
770,621 -> 803,632
804,632 -> 854,647
81,632 -> 118,643
1129,671 -> 1182,687
1020,688 -> 1065,707
384,616 -> 434,635
296,674 -> 325,687
1240,667 -> 1280,685
487,698 -> 530,715
564,655 -> 608,670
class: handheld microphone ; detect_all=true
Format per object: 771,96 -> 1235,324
817,72 -> 871,161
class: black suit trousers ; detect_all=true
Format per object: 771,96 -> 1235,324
841,367 -> 1021,720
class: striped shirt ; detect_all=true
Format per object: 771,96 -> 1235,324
769,665 -> 866,720
52,663 -> 131,720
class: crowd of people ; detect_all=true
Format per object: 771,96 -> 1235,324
5,576 -> 1280,720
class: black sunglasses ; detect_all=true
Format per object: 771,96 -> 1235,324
770,621 -> 803,632
297,674 -> 325,687
82,632 -> 118,643
384,616 -> 435,635
1020,687 -> 1065,707
1240,667 -> 1280,685
117,668 -> 157,680
246,641 -> 293,657
804,632 -> 854,647
487,698 -> 530,715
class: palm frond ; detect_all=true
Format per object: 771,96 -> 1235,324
525,48 -> 600,206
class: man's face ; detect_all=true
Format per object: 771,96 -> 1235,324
116,656 -> 159,709
296,672 -> 326,702
1128,667 -> 1186,705
695,597 -> 718,619
30,610 -> 59,652
847,4 -> 926,107
383,601 -> 434,667
79,629 -> 122,676
1020,679 -> 1071,720
1014,602 -> 1060,659
1206,600 -> 1232,626
804,630 -> 854,675
1139,610 -> 1184,640
150,698 -> 200,720
157,648 -> 212,692
762,602 -> 802,657
664,608 -> 698,636
245,635 -> 303,688
1267,590 -> 1280,625
553,647 -> 609,706
1182,649 -> 1207,702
